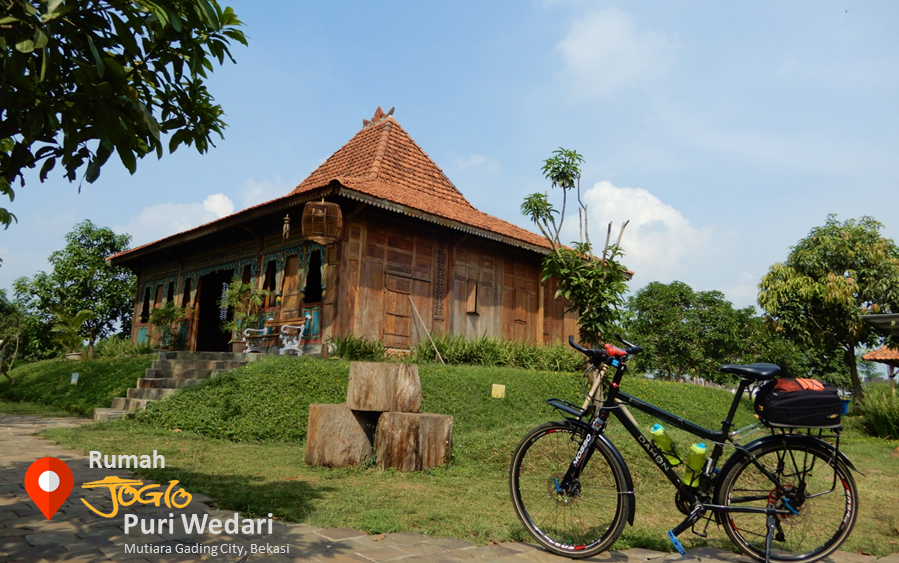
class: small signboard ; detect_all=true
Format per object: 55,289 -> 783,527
70,373 -> 79,385
491,384 -> 506,399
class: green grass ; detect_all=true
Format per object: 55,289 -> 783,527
0,355 -> 154,416
38,357 -> 899,555
0,398 -> 82,417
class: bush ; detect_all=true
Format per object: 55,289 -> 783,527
858,383 -> 899,439
329,334 -> 387,362
415,333 -> 583,372
94,336 -> 153,358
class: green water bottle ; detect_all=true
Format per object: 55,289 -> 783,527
683,443 -> 707,487
650,424 -> 682,466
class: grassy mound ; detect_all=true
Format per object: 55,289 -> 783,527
0,355 -> 153,416
134,356 -> 756,448
136,356 -> 349,441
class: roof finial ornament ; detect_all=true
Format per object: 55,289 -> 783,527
362,106 -> 395,128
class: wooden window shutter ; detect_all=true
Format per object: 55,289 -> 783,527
466,280 -> 479,314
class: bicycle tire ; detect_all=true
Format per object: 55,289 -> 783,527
509,421 -> 632,558
716,439 -> 858,563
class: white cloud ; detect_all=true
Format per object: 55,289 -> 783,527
565,180 -> 719,284
202,193 -> 235,217
454,154 -> 501,174
116,193 -> 236,248
238,177 -> 294,209
556,8 -> 674,96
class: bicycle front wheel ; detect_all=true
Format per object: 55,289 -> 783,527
717,440 -> 858,563
509,421 -> 632,558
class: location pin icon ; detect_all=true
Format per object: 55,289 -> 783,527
24,457 -> 74,520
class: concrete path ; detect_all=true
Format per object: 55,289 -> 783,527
2,414 -> 898,563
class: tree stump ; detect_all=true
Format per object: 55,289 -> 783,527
305,404 -> 378,467
375,412 -> 453,471
347,362 -> 422,413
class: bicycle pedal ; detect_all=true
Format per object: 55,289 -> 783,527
667,530 -> 686,557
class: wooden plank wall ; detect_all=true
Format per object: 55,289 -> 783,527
337,210 -> 556,348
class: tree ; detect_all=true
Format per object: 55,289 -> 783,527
13,219 -> 135,358
625,281 -> 759,383
521,148 -> 630,344
758,215 -> 899,402
0,0 -> 247,227
219,277 -> 268,341
148,299 -> 185,349
49,306 -> 96,354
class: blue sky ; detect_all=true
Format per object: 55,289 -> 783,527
2,0 -> 898,312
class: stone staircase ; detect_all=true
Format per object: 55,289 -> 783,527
93,351 -> 261,421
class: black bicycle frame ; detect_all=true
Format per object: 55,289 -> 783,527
559,356 -> 764,512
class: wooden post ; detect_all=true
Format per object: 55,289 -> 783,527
305,404 -> 378,467
375,412 -> 453,471
346,362 -> 422,412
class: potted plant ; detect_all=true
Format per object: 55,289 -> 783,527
149,300 -> 187,350
49,307 -> 96,361
219,278 -> 269,351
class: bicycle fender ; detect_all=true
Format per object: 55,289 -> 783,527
554,419 -> 636,526
595,435 -> 636,526
715,433 -> 861,499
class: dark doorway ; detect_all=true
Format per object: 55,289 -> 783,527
195,270 -> 234,352
304,250 -> 323,303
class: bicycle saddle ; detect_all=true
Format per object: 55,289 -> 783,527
718,363 -> 781,381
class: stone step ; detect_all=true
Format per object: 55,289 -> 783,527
111,397 -> 151,413
93,408 -> 128,422
136,378 -> 206,389
126,388 -> 179,401
156,351 -> 260,362
150,359 -> 251,371
144,368 -> 218,379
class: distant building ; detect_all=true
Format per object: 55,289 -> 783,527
110,108 -> 579,352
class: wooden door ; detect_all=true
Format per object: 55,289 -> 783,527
384,274 -> 412,348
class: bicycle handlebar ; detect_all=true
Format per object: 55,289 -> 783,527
567,334 -> 643,358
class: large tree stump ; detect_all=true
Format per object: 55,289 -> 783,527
375,412 -> 453,471
305,404 -> 378,467
347,362 -> 422,413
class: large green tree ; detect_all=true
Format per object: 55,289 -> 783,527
0,0 -> 247,227
521,148 -> 630,344
13,219 -> 135,358
625,281 -> 760,383
758,215 -> 899,402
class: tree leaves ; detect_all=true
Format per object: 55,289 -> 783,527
0,0 -> 248,227
758,215 -> 899,400
13,220 -> 136,355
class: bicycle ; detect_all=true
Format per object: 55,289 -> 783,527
509,335 -> 858,563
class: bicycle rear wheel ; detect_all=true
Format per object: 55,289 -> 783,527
509,421 -> 631,558
717,440 -> 857,563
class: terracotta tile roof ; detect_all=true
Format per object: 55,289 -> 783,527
862,346 -> 899,362
292,107 -> 551,251
111,108 -> 555,264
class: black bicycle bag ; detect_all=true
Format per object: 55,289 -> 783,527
754,377 -> 842,428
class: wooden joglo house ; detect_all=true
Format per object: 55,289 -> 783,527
110,108 -> 578,354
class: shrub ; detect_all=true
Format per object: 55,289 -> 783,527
415,333 -> 583,372
329,334 -> 387,362
94,336 -> 153,358
858,383 -> 899,439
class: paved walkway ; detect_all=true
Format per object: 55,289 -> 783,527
2,414 -> 898,563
